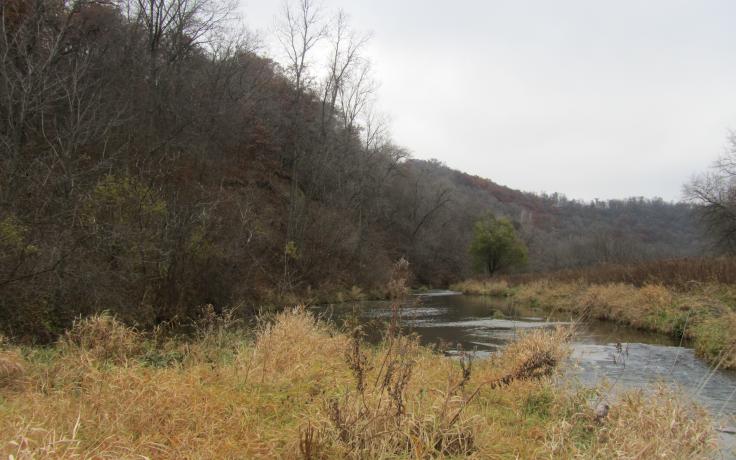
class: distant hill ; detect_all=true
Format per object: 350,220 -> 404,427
393,159 -> 709,284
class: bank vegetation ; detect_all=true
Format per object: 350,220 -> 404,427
0,306 -> 716,459
452,258 -> 736,369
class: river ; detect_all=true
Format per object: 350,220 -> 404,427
312,290 -> 736,457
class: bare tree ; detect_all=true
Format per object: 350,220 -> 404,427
275,0 -> 325,98
304,11 -> 374,211
684,138 -> 736,252
130,0 -> 235,84
319,10 -> 369,132
274,0 -> 327,292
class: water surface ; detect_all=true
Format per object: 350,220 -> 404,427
313,291 -> 736,456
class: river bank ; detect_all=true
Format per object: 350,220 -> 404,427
451,279 -> 736,369
0,308 -> 716,458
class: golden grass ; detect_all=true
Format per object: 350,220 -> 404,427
456,279 -> 736,369
597,386 -> 715,458
4,422 -> 83,459
59,312 -> 143,364
548,386 -> 716,459
450,279 -> 510,296
0,350 -> 25,388
0,308 -> 718,459
501,257 -> 736,287
252,306 -> 349,383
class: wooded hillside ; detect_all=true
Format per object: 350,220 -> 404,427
0,0 -> 709,340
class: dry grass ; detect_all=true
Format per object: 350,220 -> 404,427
493,327 -> 570,375
502,256 -> 736,288
0,307 -> 718,459
548,386 -> 716,459
0,350 -> 25,388
450,279 -> 510,296
456,278 -> 736,369
3,422 -> 84,459
252,306 -> 349,383
598,386 -> 715,458
59,312 -> 143,364
692,312 -> 736,369
308,321 -> 571,458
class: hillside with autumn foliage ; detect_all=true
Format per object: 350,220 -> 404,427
0,0 -> 708,340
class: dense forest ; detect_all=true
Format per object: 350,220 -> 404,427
0,0 -> 711,340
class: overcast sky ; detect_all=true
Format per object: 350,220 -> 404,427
238,0 -> 736,202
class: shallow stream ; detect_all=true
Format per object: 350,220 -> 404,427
313,291 -> 736,457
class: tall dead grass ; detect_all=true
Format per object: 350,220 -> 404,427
450,279 -> 510,296
502,256 -> 736,288
0,350 -> 25,388
548,386 -> 716,459
3,422 -> 84,459
461,278 -> 736,369
0,305 -> 718,458
252,306 -> 349,383
59,312 -> 143,364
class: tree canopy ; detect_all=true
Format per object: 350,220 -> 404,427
469,216 -> 528,276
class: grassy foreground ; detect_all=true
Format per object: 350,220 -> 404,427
0,308 -> 716,459
452,279 -> 736,369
